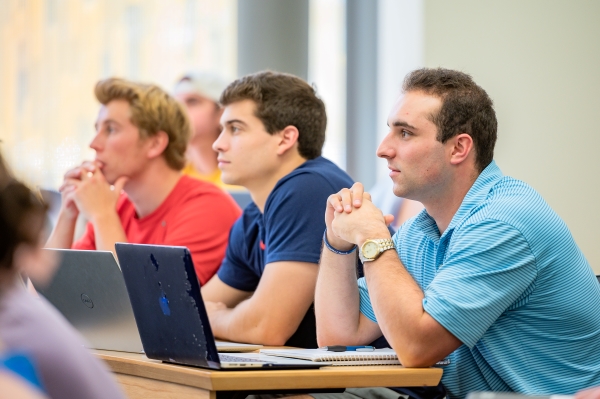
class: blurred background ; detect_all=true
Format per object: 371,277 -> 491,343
1,0 -> 599,270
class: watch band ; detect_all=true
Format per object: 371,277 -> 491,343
322,229 -> 357,255
359,238 -> 395,262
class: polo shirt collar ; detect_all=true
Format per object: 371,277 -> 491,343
412,160 -> 503,243
447,160 -> 503,232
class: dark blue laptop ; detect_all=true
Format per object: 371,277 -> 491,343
115,243 -> 326,370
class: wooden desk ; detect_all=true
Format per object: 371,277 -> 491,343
95,350 -> 443,399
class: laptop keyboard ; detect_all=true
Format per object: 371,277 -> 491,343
219,354 -> 267,363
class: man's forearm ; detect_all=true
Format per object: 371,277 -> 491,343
364,251 -> 454,366
315,248 -> 364,345
45,211 -> 77,249
91,212 -> 128,254
209,299 -> 294,345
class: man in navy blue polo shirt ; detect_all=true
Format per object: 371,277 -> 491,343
201,71 -> 353,348
316,68 -> 600,399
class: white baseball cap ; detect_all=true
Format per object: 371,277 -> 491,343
173,71 -> 229,104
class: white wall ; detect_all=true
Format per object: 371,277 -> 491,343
376,0 -> 424,181
423,0 -> 600,271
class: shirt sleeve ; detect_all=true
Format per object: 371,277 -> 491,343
217,214 -> 262,291
263,174 -> 337,265
423,219 -> 537,348
163,190 -> 241,285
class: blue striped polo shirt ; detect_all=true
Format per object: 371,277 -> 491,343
358,161 -> 600,399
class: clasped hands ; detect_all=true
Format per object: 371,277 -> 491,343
59,161 -> 128,222
325,182 -> 394,251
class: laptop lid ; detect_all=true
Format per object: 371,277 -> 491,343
115,243 -> 221,368
115,243 -> 326,370
34,249 -> 144,353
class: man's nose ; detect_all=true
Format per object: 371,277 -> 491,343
212,130 -> 227,152
376,132 -> 395,159
89,132 -> 103,151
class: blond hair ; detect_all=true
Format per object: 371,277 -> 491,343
95,78 -> 191,170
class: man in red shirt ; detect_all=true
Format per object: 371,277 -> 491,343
46,78 -> 241,284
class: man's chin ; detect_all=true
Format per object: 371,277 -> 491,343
220,173 -> 241,187
104,174 -> 127,187
392,184 -> 411,199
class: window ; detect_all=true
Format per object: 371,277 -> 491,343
0,0 -> 236,188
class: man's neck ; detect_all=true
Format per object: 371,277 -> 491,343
124,161 -> 182,218
422,169 -> 479,235
187,136 -> 219,176
247,154 -> 308,213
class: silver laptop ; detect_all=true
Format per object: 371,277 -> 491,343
34,249 -> 144,353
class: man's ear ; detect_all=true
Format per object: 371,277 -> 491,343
275,125 -> 300,156
449,133 -> 474,165
146,131 -> 170,159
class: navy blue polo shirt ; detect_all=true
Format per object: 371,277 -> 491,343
217,157 -> 354,347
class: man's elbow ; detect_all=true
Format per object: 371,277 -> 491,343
399,354 -> 437,368
316,332 -> 337,348
317,326 -> 362,348
253,323 -> 294,346
259,333 -> 288,346
394,342 -> 443,368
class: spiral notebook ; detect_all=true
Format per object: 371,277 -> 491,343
259,348 -> 401,366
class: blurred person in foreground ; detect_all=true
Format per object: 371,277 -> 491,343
173,71 -> 239,190
201,71 -> 354,347
0,151 -> 125,399
0,365 -> 47,399
45,78 -> 241,284
316,68 -> 600,399
0,339 -> 47,399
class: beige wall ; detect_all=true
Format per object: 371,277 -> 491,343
424,0 -> 600,272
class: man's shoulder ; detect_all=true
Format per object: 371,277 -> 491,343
169,176 -> 240,210
177,175 -> 230,196
238,202 -> 261,228
116,176 -> 232,212
273,157 -> 353,197
456,175 -> 574,258
285,157 -> 351,184
470,176 -> 558,229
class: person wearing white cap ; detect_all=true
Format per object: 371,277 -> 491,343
173,72 -> 233,189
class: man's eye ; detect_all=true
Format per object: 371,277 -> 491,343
401,129 -> 410,137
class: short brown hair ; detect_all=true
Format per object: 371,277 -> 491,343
220,71 -> 326,160
403,68 -> 497,172
0,151 -> 47,278
95,78 -> 191,170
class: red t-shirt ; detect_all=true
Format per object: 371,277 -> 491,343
72,176 -> 242,284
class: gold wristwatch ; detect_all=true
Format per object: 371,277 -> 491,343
359,238 -> 395,262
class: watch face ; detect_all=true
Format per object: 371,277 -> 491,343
363,241 -> 379,259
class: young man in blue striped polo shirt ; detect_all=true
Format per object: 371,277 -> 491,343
316,68 -> 600,399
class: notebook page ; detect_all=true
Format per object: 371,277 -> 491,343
260,348 -> 398,362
